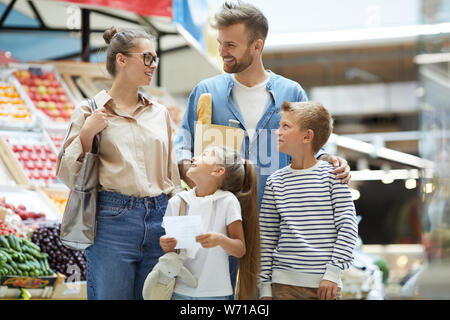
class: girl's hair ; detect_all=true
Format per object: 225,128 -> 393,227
102,26 -> 155,77
211,145 -> 260,300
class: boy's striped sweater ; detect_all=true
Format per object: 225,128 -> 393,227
259,160 -> 358,298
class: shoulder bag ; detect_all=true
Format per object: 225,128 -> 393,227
60,98 -> 101,250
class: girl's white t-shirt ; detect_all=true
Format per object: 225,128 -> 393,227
163,188 -> 242,297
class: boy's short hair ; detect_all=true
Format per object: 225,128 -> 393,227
281,101 -> 334,153
212,1 -> 269,45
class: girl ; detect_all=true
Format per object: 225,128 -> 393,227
160,145 -> 260,300
56,26 -> 183,300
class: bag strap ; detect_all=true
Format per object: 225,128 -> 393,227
87,98 -> 101,154
178,196 -> 187,217
60,98 -> 101,156
175,196 -> 187,254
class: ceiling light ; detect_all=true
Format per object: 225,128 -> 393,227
405,178 -> 417,189
424,183 -> 434,194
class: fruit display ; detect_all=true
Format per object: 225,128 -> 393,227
0,186 -> 61,223
1,130 -> 58,185
0,205 -> 28,238
13,67 -> 75,124
44,126 -> 66,152
0,156 -> 16,185
31,223 -> 86,281
0,220 -> 17,237
0,79 -> 37,130
48,132 -> 65,151
0,197 -> 46,222
0,233 -> 54,277
41,188 -> 68,215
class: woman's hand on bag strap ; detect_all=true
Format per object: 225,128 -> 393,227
80,106 -> 108,153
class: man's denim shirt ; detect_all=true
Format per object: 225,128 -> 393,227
174,70 -> 324,205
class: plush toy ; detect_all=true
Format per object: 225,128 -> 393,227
142,251 -> 197,300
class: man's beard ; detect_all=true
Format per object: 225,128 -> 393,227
223,47 -> 253,74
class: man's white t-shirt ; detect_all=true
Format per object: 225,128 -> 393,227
162,188 -> 242,297
232,73 -> 270,140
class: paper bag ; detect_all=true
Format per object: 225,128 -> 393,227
194,123 -> 245,157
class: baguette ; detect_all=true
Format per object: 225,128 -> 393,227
196,93 -> 212,124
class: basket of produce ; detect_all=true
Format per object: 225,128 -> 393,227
0,75 -> 38,131
0,131 -> 60,186
31,223 -> 86,282
10,63 -> 76,127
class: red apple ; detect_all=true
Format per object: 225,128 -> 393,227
56,87 -> 66,95
25,161 -> 35,170
51,94 -> 61,102
12,145 -> 23,152
46,73 -> 56,81
20,153 -> 30,161
28,92 -> 36,100
59,110 -> 69,118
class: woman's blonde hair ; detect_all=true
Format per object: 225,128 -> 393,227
210,145 -> 260,300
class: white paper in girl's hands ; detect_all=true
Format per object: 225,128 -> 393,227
163,215 -> 203,249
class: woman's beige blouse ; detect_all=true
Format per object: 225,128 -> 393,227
56,90 -> 183,198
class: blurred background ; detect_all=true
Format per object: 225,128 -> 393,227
0,0 -> 448,300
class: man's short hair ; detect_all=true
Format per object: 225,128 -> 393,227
212,1 -> 269,45
281,101 -> 334,153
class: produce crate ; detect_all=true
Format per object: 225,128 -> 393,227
39,186 -> 69,215
30,60 -> 107,102
32,60 -> 184,128
0,185 -> 62,223
51,273 -> 86,300
0,130 -> 60,186
1,275 -> 58,289
0,68 -> 39,131
0,272 -> 61,299
43,125 -> 66,153
0,136 -> 28,185
0,149 -> 20,186
8,63 -> 77,129
0,283 -> 54,299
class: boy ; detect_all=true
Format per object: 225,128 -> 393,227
259,101 -> 358,300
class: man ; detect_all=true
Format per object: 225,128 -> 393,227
175,1 -> 351,204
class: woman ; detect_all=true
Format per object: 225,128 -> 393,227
56,26 -> 183,300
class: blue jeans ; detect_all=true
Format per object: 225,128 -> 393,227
85,190 -> 168,300
172,292 -> 228,300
